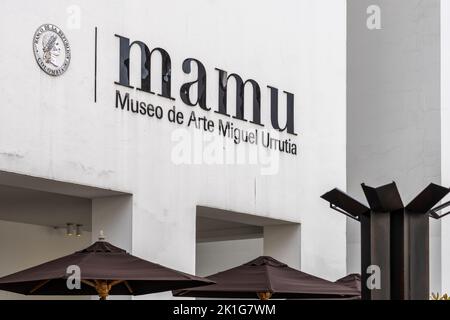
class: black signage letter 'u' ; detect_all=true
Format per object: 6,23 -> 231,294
268,86 -> 296,135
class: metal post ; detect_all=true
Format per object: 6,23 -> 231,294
321,182 -> 450,300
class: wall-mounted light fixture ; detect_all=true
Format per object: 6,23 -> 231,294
52,223 -> 84,238
76,224 -> 82,237
66,223 -> 74,236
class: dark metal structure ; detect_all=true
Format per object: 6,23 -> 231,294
321,182 -> 450,300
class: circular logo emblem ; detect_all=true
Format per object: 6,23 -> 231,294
33,24 -> 71,76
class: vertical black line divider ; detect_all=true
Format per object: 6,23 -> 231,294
94,27 -> 98,103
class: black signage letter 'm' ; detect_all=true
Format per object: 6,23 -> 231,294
215,68 -> 263,126
115,34 -> 174,100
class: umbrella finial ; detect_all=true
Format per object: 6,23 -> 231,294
98,230 -> 106,241
257,292 -> 272,300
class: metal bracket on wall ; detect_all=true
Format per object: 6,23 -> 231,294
330,204 -> 360,221
429,201 -> 450,219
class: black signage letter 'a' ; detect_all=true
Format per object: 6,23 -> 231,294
115,34 -> 174,100
180,58 -> 209,110
268,86 -> 296,135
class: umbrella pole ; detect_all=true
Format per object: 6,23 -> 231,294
95,280 -> 111,300
83,279 -> 127,300
257,292 -> 272,300
82,280 -> 112,300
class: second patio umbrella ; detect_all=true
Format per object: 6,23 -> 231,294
0,237 -> 214,299
173,256 -> 360,300
335,274 -> 361,293
335,273 -> 361,300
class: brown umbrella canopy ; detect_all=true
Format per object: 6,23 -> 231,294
174,256 -> 360,299
0,240 -> 213,299
336,274 -> 361,293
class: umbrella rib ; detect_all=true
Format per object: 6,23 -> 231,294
81,279 -> 96,288
29,279 -> 51,294
124,281 -> 134,294
109,280 -> 124,287
264,264 -> 274,293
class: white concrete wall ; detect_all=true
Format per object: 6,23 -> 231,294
347,1 -> 442,295
0,220 -> 91,299
264,225 -> 301,270
0,0 -> 347,299
196,239 -> 263,277
0,184 -> 91,229
441,0 -> 450,295
92,195 -> 132,251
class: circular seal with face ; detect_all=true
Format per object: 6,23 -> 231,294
33,24 -> 71,76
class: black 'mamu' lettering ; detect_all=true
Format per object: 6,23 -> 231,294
115,35 -> 297,135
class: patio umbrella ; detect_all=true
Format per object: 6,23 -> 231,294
0,237 -> 214,300
335,274 -> 361,292
173,256 -> 360,300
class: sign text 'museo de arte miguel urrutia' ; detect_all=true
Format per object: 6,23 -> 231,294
114,34 -> 298,156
